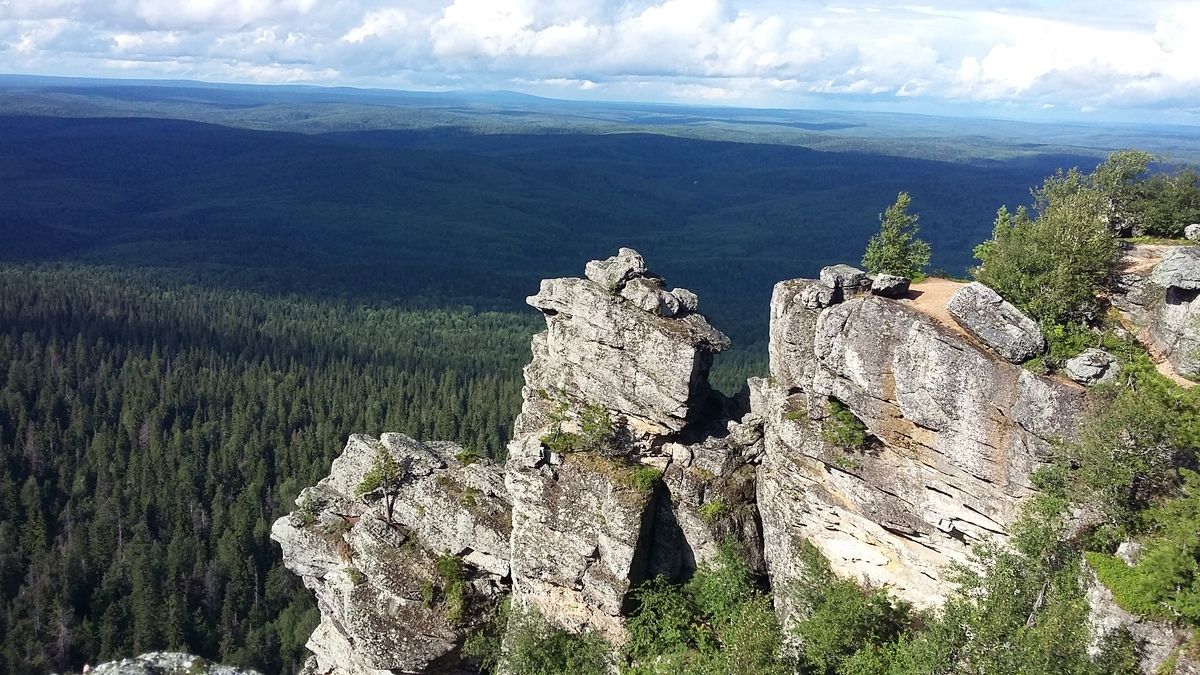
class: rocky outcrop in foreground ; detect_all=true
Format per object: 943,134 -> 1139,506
274,249 -> 1196,674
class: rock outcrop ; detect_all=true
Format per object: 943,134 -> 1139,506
274,249 -> 1195,674
271,434 -> 510,674
1115,245 -> 1200,378
754,273 -> 1082,615
1064,348 -> 1121,386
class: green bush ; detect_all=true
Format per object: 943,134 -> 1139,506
861,192 -> 931,279
579,402 -> 616,452
503,608 -> 611,675
821,399 -> 868,452
623,542 -> 786,674
698,499 -> 730,523
462,596 -> 510,672
435,554 -> 467,625
630,467 -> 663,494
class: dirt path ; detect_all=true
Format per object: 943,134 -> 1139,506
899,277 -> 969,338
1120,243 -> 1173,275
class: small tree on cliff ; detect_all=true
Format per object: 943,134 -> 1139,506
356,447 -> 409,524
861,192 -> 931,279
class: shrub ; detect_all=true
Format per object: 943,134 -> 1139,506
698,499 -> 730,523
579,402 -> 616,452
630,467 -> 663,494
973,169 -> 1120,326
821,399 -> 867,451
344,567 -> 365,586
503,608 -> 610,675
462,596 -> 510,672
435,554 -> 467,625
861,192 -> 931,279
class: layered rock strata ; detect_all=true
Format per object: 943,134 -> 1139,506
753,270 -> 1082,615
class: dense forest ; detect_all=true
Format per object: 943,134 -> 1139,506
0,265 -> 535,672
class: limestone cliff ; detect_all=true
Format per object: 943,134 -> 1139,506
273,248 -> 1196,674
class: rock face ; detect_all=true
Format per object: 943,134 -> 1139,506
754,275 -> 1083,614
271,434 -> 510,675
1186,224 -> 1200,241
86,653 -> 260,675
946,282 -> 1046,363
1116,246 -> 1200,378
275,249 -> 1192,674
1086,565 -> 1199,675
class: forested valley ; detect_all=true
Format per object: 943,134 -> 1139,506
0,266 -> 534,672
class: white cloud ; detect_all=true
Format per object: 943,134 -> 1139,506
2,0 -> 1199,121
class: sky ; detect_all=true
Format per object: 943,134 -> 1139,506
2,0 -> 1199,124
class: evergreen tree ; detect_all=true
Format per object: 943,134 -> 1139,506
861,192 -> 931,279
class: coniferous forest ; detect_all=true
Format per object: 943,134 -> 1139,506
0,265 -> 534,673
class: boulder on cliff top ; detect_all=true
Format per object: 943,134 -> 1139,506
1185,223 -> 1200,241
819,264 -> 872,299
584,247 -> 647,291
946,282 -> 1045,363
1148,246 -> 1200,290
870,273 -> 910,299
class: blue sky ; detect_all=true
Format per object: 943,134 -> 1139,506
2,0 -> 1199,123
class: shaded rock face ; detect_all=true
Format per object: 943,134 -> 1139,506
754,277 -> 1084,615
1117,246 -> 1200,377
86,653 -> 260,675
271,434 -> 510,675
946,282 -> 1045,363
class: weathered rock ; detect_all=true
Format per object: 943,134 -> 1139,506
869,273 -> 910,298
86,653 -> 259,675
1149,247 -> 1200,291
756,286 -> 1084,617
519,258 -> 729,436
671,287 -> 700,312
505,444 -> 658,641
1064,348 -> 1121,386
271,434 -> 510,674
819,264 -> 871,299
1117,246 -> 1200,377
584,247 -> 647,291
946,282 -> 1045,363
1186,224 -> 1200,241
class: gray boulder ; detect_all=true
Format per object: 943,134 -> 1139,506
1063,348 -> 1121,386
1149,246 -> 1200,290
870,273 -> 910,299
1185,223 -> 1200,241
820,264 -> 872,299
584,247 -> 647,291
946,282 -> 1046,363
671,287 -> 700,312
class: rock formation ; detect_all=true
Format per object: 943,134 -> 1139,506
1115,245 -> 1200,378
752,270 -> 1081,615
274,251 -> 1196,674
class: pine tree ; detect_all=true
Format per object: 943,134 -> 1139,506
861,192 -> 932,279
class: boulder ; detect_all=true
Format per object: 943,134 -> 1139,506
946,282 -> 1045,363
584,247 -> 647,291
1185,223 -> 1200,241
1149,247 -> 1200,291
819,264 -> 872,299
1063,348 -> 1121,386
869,273 -> 910,299
671,287 -> 700,312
